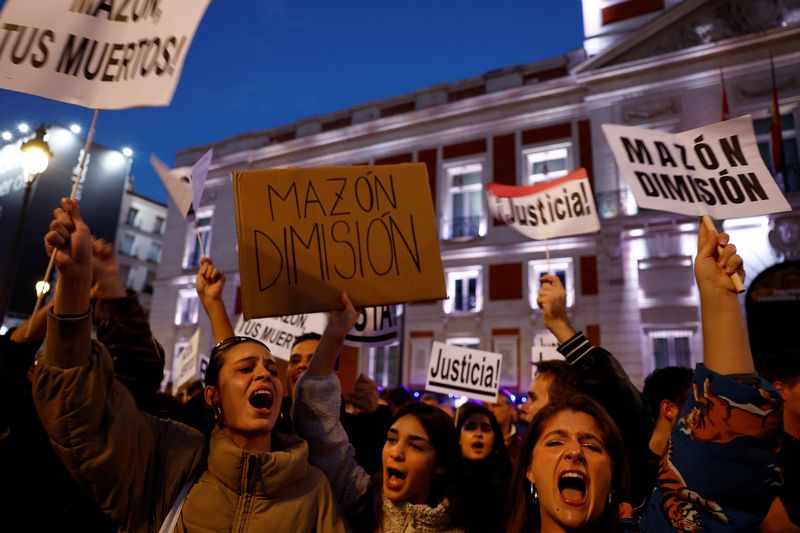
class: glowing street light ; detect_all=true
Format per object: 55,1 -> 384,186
17,122 -> 29,133
121,146 -> 133,158
1,131 -> 11,141
69,124 -> 82,134
20,125 -> 53,178
35,280 -> 51,297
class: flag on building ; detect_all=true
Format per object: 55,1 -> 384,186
720,71 -> 729,121
769,57 -> 786,189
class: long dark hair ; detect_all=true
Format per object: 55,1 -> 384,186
504,394 -> 629,533
455,402 -> 508,460
355,402 -> 463,531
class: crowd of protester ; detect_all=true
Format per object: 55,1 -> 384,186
0,196 -> 796,532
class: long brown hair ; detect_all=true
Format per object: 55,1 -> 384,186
504,394 -> 630,533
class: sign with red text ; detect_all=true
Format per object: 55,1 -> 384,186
0,0 -> 210,109
233,164 -> 446,318
425,341 -> 502,403
487,168 -> 600,240
233,313 -> 327,361
602,116 -> 791,218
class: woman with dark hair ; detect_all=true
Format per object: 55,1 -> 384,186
454,402 -> 512,533
505,394 -> 630,533
32,199 -> 345,532
293,294 -> 465,532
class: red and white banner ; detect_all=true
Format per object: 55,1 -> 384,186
487,168 -> 600,240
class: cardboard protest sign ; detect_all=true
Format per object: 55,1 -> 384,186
344,304 -> 401,347
602,116 -> 791,219
233,164 -> 447,318
487,168 -> 600,240
233,312 -> 327,361
151,148 -> 213,220
0,0 -> 210,109
425,341 -> 502,403
173,328 -> 202,389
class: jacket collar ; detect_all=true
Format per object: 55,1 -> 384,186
206,428 -> 310,498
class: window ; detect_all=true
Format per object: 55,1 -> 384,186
125,207 -> 139,227
523,142 -> 573,185
175,289 -> 199,326
118,263 -> 132,288
119,233 -> 136,257
153,215 -> 165,235
143,270 -> 156,294
754,113 -> 799,193
445,267 -> 483,314
650,330 -> 693,369
147,242 -> 162,263
367,343 -> 401,388
444,161 -> 485,239
182,213 -> 212,269
529,258 -> 575,309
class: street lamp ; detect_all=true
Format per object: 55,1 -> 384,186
0,124 -> 53,326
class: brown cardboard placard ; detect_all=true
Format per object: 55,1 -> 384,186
233,164 -> 447,318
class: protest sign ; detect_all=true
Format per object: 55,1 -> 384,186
425,341 -> 502,403
344,304 -> 401,347
233,164 -> 447,318
602,116 -> 791,219
0,0 -> 210,109
173,328 -> 202,389
151,148 -> 213,219
531,332 -> 562,377
487,168 -> 600,240
233,312 -> 327,361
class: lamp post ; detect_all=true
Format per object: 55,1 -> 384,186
0,125 -> 52,327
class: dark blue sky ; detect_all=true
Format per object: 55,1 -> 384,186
0,1 -> 584,203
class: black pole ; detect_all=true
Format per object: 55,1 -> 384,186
0,179 -> 35,326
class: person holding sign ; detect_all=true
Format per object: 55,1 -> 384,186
505,223 -> 783,532
293,294 -> 465,532
32,199 -> 346,533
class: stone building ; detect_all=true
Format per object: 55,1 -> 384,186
150,0 -> 800,393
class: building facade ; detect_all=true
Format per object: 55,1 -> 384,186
115,180 -> 167,315
151,0 -> 800,393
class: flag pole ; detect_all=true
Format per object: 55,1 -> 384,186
544,238 -> 551,273
195,225 -> 205,259
27,108 -> 100,337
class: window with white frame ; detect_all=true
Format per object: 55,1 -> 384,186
182,212 -> 213,269
119,233 -> 135,257
523,142 -> 573,185
175,289 -> 200,326
529,258 -> 574,309
367,343 -> 401,388
444,161 -> 485,239
445,267 -> 483,314
649,330 -> 693,369
148,242 -> 162,263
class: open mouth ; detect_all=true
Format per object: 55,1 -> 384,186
249,389 -> 274,409
471,442 -> 485,450
385,467 -> 407,489
558,472 -> 587,504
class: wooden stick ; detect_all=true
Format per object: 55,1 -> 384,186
544,238 -> 551,273
701,215 -> 745,294
27,109 -> 100,337
195,226 -> 205,259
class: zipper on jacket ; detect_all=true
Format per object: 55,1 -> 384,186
235,454 -> 258,533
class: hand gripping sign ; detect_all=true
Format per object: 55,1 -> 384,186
233,164 -> 446,318
487,168 -> 601,240
425,342 -> 503,403
602,116 -> 791,219
0,0 -> 210,109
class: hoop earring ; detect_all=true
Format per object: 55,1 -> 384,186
530,482 -> 538,505
213,405 -> 224,426
608,489 -> 615,506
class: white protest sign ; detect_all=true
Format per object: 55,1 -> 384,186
425,341 -> 502,403
233,312 -> 327,361
151,148 -> 213,220
344,304 -> 401,347
531,332 -> 562,377
602,116 -> 791,219
0,0 -> 211,109
487,168 -> 600,240
173,328 -> 202,389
